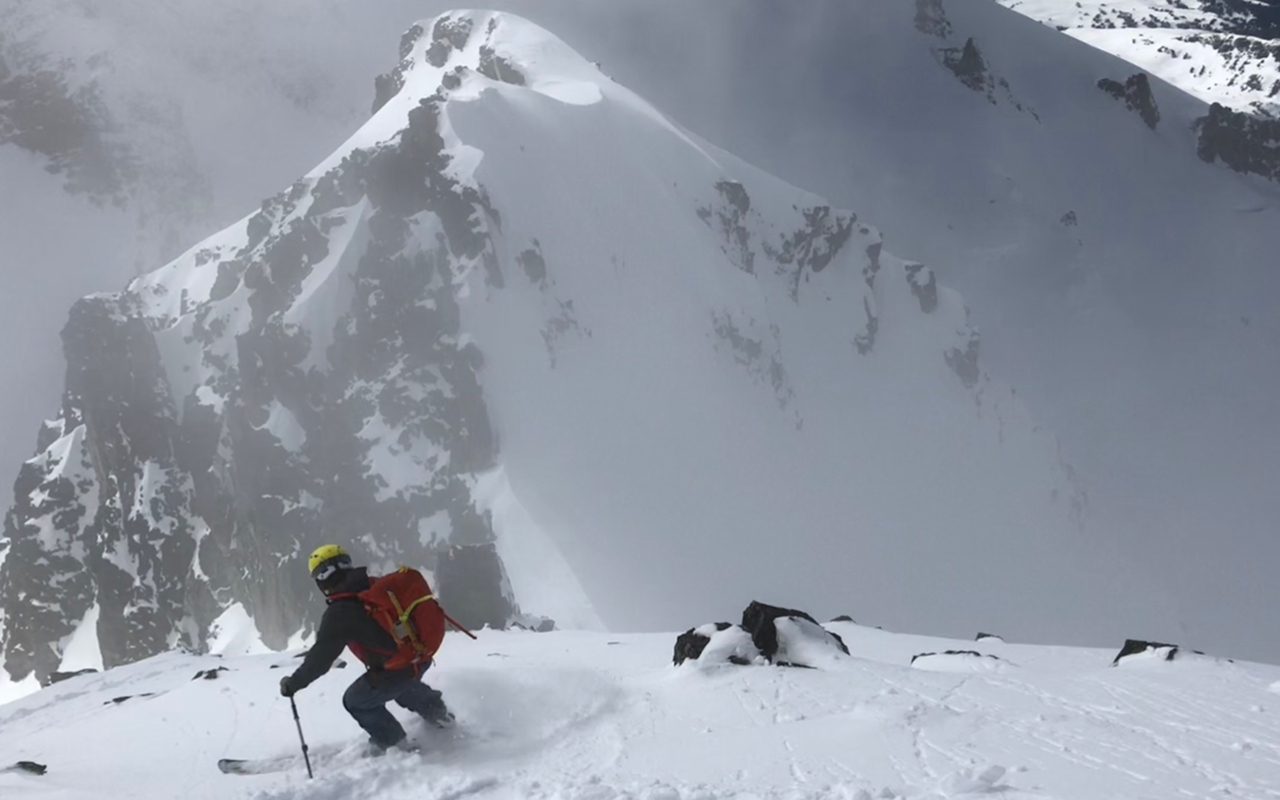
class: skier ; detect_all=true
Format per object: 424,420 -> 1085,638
279,544 -> 454,753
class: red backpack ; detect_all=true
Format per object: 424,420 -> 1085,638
356,567 -> 448,671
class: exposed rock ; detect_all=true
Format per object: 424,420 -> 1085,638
945,330 -> 981,389
915,0 -> 953,39
941,38 -> 991,95
904,263 -> 939,313
433,543 -> 516,632
831,615 -> 856,623
426,15 -> 474,68
700,180 -> 755,274
910,650 -> 1009,672
104,693 -> 154,705
936,38 -> 1036,116
1196,102 -> 1280,181
1097,73 -> 1161,130
373,24 -> 426,113
510,614 -> 556,632
478,46 -> 526,86
517,241 -> 547,285
192,667 -> 228,681
763,205 -> 856,300
673,622 -> 732,665
1,24 -> 521,683
0,51 -> 135,202
49,668 -> 98,684
674,622 -> 760,667
1111,638 -> 1182,665
711,312 -> 793,410
911,649 -> 989,663
855,297 -> 879,356
740,600 -> 850,666
975,632 -> 1004,642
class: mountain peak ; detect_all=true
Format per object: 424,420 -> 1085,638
371,11 -> 607,116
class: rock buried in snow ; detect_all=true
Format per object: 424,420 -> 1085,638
673,622 -> 731,665
911,650 -> 1010,673
741,601 -> 850,667
49,668 -> 98,685
830,615 -> 856,623
192,667 -> 229,680
1111,639 -> 1182,666
975,632 -> 1004,642
3,761 -> 48,776
939,765 -> 1008,794
1111,639 -> 1231,667
104,693 -> 155,705
673,623 -> 763,667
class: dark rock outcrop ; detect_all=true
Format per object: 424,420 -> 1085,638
945,330 -> 981,389
1098,73 -> 1161,130
911,649 -> 993,664
673,622 -> 732,665
941,39 -> 991,95
49,668 -> 98,684
1196,102 -> 1280,181
904,263 -> 938,313
741,600 -> 849,664
975,632 -> 1004,642
1111,638 -> 1181,665
0,20 -> 524,685
914,0 -> 952,39
434,544 -> 516,632
0,52 -> 134,202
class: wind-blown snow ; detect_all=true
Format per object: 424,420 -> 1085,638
473,468 -> 602,631
56,603 -> 104,674
2,624 -> 1279,799
207,604 -> 272,658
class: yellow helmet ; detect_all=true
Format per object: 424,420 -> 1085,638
308,544 -> 351,579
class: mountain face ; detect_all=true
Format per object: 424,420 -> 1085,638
0,10 -> 1142,685
998,0 -> 1280,117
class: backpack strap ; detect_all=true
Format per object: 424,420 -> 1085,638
385,589 -> 436,652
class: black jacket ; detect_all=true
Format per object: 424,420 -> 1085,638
288,568 -> 407,691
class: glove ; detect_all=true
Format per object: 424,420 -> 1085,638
279,676 -> 296,698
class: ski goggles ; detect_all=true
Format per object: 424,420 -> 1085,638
311,554 -> 353,582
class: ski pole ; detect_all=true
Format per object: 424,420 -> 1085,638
441,609 -> 478,640
289,696 -> 313,779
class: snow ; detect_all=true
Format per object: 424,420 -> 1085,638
997,0 -> 1280,116
474,467 -> 603,632
207,603 -> 272,658
3,624 -> 1280,799
256,401 -> 307,453
56,603 -> 104,674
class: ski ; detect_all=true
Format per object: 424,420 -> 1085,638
217,755 -> 300,776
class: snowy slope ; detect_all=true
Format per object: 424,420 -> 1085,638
0,8 -> 1171,690
997,0 -> 1280,116
2,622 -> 1279,799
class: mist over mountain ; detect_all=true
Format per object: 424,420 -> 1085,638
0,0 -> 1276,680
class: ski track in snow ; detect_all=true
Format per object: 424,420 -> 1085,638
4,626 -> 1278,799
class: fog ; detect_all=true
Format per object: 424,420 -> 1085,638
1,0 -> 1276,662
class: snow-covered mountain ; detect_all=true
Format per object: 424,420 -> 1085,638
0,9 -> 1156,690
2,618 -> 1279,799
997,0 -> 1280,116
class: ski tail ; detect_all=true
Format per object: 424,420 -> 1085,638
217,756 -> 299,776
